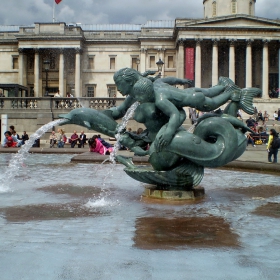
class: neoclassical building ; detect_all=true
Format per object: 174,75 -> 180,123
0,0 -> 279,101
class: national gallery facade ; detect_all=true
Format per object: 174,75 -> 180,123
0,0 -> 279,103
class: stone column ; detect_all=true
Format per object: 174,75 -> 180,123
229,39 -> 236,83
246,39 -> 253,88
195,39 -> 202,87
59,48 -> 64,96
34,49 -> 40,97
212,39 -> 219,86
177,39 -> 185,79
158,48 -> 165,77
140,48 -> 146,73
75,48 -> 81,97
262,40 -> 269,99
18,48 -> 25,86
278,44 -> 280,97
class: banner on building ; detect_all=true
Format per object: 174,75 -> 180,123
55,0 -> 62,4
185,48 -> 194,80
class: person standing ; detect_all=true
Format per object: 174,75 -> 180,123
273,111 -> 278,120
79,131 -> 87,148
66,92 -> 73,107
54,90 -> 61,108
267,129 -> 279,163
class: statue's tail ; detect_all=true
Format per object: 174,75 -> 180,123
239,87 -> 261,115
190,117 -> 246,167
218,76 -> 261,116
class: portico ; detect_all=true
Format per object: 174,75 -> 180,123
16,23 -> 83,97
175,15 -> 280,99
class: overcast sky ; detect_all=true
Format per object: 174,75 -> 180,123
0,0 -> 279,26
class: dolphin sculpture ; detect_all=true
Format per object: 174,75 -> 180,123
59,108 -> 117,138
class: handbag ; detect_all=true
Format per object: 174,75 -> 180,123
255,139 -> 263,145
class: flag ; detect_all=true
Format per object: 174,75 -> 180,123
55,0 -> 62,4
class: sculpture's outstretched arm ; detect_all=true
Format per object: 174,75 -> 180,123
195,85 -> 226,98
160,77 -> 193,86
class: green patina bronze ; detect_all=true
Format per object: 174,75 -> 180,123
59,68 -> 261,190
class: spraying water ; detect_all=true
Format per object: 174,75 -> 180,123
109,102 -> 139,163
0,119 -> 65,193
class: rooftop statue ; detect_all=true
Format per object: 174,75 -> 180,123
59,68 -> 261,190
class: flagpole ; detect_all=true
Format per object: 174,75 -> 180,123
53,0 -> 55,22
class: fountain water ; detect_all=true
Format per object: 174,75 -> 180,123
0,119 -> 65,192
0,157 -> 279,279
109,101 -> 139,163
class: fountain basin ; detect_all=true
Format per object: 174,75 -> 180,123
0,153 -> 280,279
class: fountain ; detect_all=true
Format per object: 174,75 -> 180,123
59,69 -> 261,200
0,70 -> 279,279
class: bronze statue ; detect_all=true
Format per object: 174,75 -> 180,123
59,68 -> 261,190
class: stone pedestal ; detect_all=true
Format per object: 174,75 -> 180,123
143,186 -> 205,200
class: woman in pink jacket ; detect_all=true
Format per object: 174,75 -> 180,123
89,135 -> 112,155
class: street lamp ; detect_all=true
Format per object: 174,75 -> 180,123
136,57 -> 140,71
156,58 -> 164,77
43,59 -> 50,96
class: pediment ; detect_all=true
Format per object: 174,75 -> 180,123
176,15 -> 280,29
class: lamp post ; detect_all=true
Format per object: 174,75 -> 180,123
43,59 -> 50,96
136,57 -> 140,71
156,58 -> 164,77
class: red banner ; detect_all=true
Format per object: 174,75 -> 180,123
55,0 -> 62,4
185,48 -> 194,80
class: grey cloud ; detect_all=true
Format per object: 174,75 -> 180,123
0,0 -> 278,26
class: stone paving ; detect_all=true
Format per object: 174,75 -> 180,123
0,142 -> 279,174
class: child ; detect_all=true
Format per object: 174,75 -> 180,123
3,131 -> 17,148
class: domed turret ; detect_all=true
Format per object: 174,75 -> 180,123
203,0 -> 256,19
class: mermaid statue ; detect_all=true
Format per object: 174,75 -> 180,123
59,68 -> 261,190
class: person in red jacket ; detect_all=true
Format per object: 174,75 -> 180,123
3,131 -> 17,148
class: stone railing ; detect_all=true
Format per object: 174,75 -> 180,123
0,97 -> 123,111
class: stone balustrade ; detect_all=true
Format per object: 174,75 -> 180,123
0,97 -> 123,111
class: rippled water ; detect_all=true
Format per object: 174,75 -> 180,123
0,154 -> 279,280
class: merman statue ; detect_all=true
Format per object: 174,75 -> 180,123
59,68 -> 261,190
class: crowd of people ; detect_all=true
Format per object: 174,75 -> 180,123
1,105 -> 279,163
49,130 -> 87,148
2,125 -> 29,148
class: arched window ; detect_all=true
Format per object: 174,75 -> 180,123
231,0 -> 237,14
212,1 -> 217,17
249,2 -> 253,16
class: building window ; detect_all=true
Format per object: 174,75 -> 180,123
131,57 -> 140,70
88,56 -> 94,69
231,0 -> 237,14
87,85 -> 95,97
167,56 -> 174,68
110,57 -> 115,70
149,56 -> 155,68
108,86 -> 117,97
212,1 -> 217,17
12,56 -> 19,69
